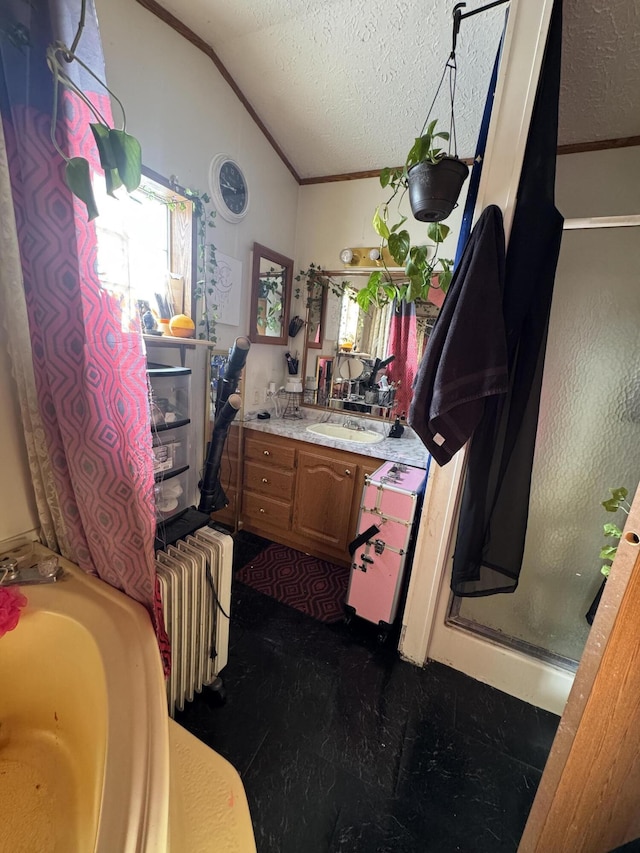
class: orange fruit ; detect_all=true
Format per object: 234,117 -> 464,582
169,314 -> 195,338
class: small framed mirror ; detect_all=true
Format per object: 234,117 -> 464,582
306,276 -> 326,349
249,243 -> 293,345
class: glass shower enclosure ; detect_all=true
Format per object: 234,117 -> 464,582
448,224 -> 640,667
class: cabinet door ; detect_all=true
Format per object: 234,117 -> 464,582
293,449 -> 357,551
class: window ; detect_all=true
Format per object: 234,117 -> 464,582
94,171 -> 194,332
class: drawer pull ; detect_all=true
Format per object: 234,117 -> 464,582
262,477 -> 269,483
345,468 -> 351,476
263,450 -> 270,456
259,508 -> 265,513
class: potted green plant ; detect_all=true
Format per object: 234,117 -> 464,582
381,119 -> 469,223
586,486 -> 630,625
46,1 -> 143,221
598,487 -> 630,579
358,210 -> 453,312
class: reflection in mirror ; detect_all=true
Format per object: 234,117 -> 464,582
249,243 -> 292,345
303,280 -> 441,420
306,277 -> 326,349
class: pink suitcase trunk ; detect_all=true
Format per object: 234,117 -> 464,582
346,461 -> 427,637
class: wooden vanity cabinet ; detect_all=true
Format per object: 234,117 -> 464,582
239,431 -> 379,566
294,449 -> 361,553
241,433 -> 296,536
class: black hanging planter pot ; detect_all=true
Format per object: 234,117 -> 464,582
407,156 -> 470,222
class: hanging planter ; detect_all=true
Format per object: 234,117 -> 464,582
362,6 -> 483,306
407,155 -> 470,222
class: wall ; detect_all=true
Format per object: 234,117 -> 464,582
294,176 -> 467,377
95,0 -> 301,405
296,177 -> 465,276
0,0 -> 301,546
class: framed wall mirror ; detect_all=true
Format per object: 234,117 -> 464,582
249,243 -> 293,345
302,280 -> 441,419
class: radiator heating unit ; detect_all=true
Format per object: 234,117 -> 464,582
155,526 -> 232,717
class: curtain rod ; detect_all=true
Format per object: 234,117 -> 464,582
563,215 -> 640,230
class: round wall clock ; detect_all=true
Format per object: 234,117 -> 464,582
209,154 -> 249,223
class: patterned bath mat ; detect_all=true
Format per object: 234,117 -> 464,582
236,543 -> 350,623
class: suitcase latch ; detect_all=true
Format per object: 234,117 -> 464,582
358,553 -> 374,573
374,539 -> 385,555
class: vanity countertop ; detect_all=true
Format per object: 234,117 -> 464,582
241,414 -> 430,469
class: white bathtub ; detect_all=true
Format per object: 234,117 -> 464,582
0,542 -> 170,851
0,542 -> 255,853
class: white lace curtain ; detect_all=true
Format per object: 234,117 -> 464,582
0,119 -> 68,555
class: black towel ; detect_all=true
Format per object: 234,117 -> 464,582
452,0 -> 564,597
408,205 -> 507,466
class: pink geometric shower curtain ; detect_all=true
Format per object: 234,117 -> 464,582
0,0 -> 170,672
386,300 -> 418,419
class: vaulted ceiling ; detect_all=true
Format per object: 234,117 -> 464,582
151,0 -> 640,180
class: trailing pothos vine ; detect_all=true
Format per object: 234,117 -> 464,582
294,263 -> 349,307
169,181 -> 219,343
356,119 -> 456,313
598,487 -> 630,579
47,0 -> 142,220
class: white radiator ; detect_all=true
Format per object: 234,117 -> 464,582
156,526 -> 232,717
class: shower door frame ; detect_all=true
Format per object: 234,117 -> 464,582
398,0 -> 571,712
402,212 -> 640,715
444,212 -> 640,674
394,0 -> 640,714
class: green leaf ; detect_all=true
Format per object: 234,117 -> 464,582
438,268 -> 453,293
356,287 -> 373,312
388,230 -> 410,265
65,157 -> 99,221
405,259 -> 419,279
104,168 -> 123,197
599,545 -> 618,560
372,207 -> 390,240
603,523 -> 623,538
407,275 -> 423,302
379,167 -> 391,188
382,283 -> 398,301
611,487 -> 628,501
427,222 -> 450,243
109,129 -> 142,192
367,271 -> 382,291
407,135 -> 433,168
600,564 -> 611,578
602,498 -> 620,513
90,123 -> 117,169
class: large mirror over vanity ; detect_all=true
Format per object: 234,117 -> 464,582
301,277 -> 441,420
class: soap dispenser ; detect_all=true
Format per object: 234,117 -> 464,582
389,414 -> 405,439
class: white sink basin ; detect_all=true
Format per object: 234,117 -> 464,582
306,423 -> 384,444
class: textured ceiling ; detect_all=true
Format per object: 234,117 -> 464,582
155,0 -> 640,179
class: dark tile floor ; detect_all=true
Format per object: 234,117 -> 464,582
176,532 -> 560,853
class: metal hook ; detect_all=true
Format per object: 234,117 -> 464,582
452,3 -> 466,56
452,0 -> 510,55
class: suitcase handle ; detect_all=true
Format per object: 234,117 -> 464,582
348,524 -> 380,557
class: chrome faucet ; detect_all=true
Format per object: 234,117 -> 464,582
344,416 -> 364,431
0,554 -> 63,587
